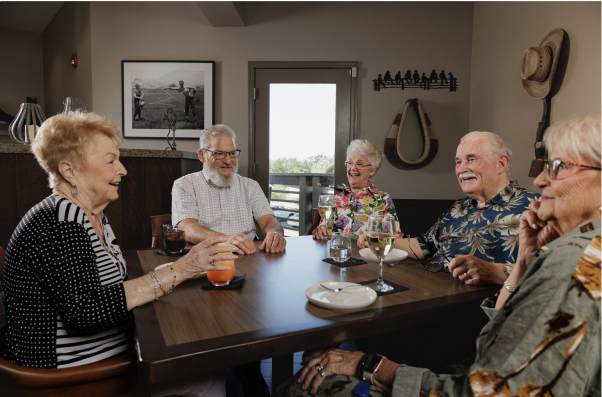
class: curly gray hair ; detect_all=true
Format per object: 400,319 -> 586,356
346,139 -> 382,182
199,124 -> 237,149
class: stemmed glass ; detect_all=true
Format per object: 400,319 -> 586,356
365,214 -> 397,292
318,195 -> 336,231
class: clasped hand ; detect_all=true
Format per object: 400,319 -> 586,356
225,232 -> 286,254
297,348 -> 363,395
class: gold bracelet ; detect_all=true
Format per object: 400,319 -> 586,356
167,265 -> 176,294
153,270 -> 168,296
504,278 -> 516,293
149,271 -> 159,301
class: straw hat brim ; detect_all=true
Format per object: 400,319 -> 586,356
522,28 -> 564,99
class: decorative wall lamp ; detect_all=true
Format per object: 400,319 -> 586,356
62,97 -> 87,113
9,103 -> 47,144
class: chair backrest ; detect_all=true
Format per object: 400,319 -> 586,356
0,246 -> 5,286
0,352 -> 136,396
305,208 -> 321,235
150,214 -> 172,249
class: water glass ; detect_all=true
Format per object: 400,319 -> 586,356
329,232 -> 351,263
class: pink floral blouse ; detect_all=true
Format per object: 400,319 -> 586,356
319,185 -> 403,241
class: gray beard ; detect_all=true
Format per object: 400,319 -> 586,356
202,161 -> 238,187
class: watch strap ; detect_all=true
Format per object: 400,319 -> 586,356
359,353 -> 386,384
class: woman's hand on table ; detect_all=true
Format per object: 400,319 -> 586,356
312,225 -> 331,240
298,348 -> 364,394
357,233 -> 368,248
173,236 -> 240,280
259,231 -> 286,253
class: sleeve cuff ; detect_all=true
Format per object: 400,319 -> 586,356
392,364 -> 429,396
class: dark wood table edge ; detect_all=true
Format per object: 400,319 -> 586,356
126,247 -> 499,385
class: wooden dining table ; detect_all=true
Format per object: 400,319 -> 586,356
125,236 -> 500,395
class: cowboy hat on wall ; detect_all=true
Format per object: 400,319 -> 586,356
521,28 -> 565,100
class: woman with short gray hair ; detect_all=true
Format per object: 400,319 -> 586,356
313,139 -> 402,241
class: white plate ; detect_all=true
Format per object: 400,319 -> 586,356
155,262 -> 206,276
305,281 -> 377,311
359,248 -> 408,264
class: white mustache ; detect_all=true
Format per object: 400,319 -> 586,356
218,164 -> 234,169
459,172 -> 477,180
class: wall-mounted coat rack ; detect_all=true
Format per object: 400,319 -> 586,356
373,70 -> 457,92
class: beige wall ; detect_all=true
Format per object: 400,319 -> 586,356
470,2 -> 601,192
43,1 -> 93,116
89,1 -> 474,199
0,26 -> 44,144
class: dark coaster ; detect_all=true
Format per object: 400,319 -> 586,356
357,279 -> 409,296
201,274 -> 246,290
322,257 -> 367,268
155,249 -> 190,257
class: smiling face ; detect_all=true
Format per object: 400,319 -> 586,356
455,136 -> 509,205
346,152 -> 376,191
534,150 -> 601,234
198,135 -> 238,187
78,134 -> 127,208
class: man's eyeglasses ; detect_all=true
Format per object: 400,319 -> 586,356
406,234 -> 451,273
345,161 -> 372,170
544,159 -> 601,180
203,149 -> 242,159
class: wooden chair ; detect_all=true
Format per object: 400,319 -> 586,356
305,208 -> 321,235
0,246 -> 136,396
151,214 -> 172,249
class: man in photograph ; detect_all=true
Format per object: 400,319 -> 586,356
133,83 -> 144,121
165,79 -> 197,122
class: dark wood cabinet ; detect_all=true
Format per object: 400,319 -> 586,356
0,152 -> 200,250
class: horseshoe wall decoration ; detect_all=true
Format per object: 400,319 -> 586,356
384,98 -> 438,170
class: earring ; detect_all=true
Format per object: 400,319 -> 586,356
71,185 -> 79,196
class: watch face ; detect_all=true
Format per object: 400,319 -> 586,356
364,354 -> 383,372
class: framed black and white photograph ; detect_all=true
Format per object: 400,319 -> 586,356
121,60 -> 215,139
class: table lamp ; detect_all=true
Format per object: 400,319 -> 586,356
9,103 -> 47,144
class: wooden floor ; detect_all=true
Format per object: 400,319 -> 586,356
225,341 -> 357,396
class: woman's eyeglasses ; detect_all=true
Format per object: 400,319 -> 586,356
203,149 -> 242,159
345,161 -> 372,170
406,234 -> 451,273
544,159 -> 601,180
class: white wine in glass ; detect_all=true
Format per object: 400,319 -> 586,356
366,214 -> 397,293
318,195 -> 336,231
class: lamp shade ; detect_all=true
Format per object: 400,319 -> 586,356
62,97 -> 87,113
9,103 -> 47,144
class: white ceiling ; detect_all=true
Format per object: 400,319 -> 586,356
0,1 -> 65,33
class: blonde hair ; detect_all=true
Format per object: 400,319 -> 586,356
460,131 -> 512,176
31,111 -> 123,188
544,113 -> 601,167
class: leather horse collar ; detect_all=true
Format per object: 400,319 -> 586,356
384,98 -> 438,169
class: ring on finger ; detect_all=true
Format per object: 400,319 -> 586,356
211,256 -> 216,266
314,363 -> 326,378
464,272 -> 470,279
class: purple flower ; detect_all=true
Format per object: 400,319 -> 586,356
335,216 -> 350,229
383,223 -> 391,233
355,200 -> 363,213
350,219 -> 363,233
386,197 -> 394,208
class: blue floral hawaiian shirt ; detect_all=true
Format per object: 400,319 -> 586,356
416,181 -> 540,266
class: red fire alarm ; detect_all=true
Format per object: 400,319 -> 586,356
71,53 -> 78,68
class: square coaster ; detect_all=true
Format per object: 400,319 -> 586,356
201,274 -> 246,290
322,257 -> 367,268
357,279 -> 409,296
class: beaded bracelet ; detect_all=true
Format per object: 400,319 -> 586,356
164,265 -> 177,294
148,271 -> 159,301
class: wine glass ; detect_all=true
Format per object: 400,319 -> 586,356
365,214 -> 397,292
318,195 -> 336,231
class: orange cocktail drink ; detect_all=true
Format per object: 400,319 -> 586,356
207,246 -> 235,286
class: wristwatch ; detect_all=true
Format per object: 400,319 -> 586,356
358,353 -> 386,384
503,264 -> 513,277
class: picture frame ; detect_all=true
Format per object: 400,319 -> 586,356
121,60 -> 215,139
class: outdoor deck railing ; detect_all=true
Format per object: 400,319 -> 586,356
268,173 -> 335,234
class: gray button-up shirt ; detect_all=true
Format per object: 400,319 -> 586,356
172,172 -> 274,238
